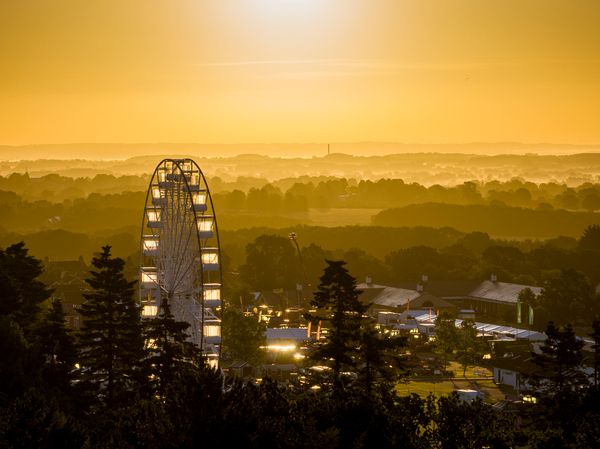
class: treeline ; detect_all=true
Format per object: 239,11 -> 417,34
4,222 -> 600,289
227,226 -> 600,287
0,190 -> 146,233
3,172 -> 600,237
373,203 -> 600,238
0,172 -> 148,201
3,171 -> 600,211
232,228 -> 600,327
213,177 -> 600,212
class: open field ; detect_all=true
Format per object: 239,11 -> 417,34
305,208 -> 382,227
396,362 -> 516,404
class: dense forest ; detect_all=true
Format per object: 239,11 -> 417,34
2,170 -> 600,209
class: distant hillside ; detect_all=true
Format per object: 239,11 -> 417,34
372,203 -> 600,239
1,142 -> 600,161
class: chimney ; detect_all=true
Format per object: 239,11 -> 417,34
491,273 -> 498,283
365,276 -> 372,285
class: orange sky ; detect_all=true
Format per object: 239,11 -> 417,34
0,0 -> 599,146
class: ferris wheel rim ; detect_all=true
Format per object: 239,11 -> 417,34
138,158 -> 223,362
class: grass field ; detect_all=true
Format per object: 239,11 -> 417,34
396,362 -> 516,404
305,208 -> 382,226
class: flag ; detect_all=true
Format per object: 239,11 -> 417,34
528,305 -> 534,326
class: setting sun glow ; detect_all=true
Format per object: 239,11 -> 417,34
0,0 -> 599,146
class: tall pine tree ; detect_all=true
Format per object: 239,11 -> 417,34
0,242 -> 52,333
531,321 -> 586,392
307,260 -> 367,394
35,298 -> 78,396
143,297 -> 202,399
0,242 -> 52,402
77,245 -> 145,408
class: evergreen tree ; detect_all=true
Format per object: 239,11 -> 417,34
0,316 -> 35,403
307,259 -> 368,394
0,242 -> 52,332
144,298 -> 202,399
0,242 -> 51,402
77,245 -> 145,408
34,298 -> 78,396
356,324 -> 407,395
531,321 -> 586,392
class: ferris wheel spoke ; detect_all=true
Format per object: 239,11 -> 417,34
169,184 -> 194,291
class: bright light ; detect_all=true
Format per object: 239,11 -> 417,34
142,305 -> 158,317
141,271 -> 158,284
203,324 -> 221,337
203,286 -> 221,301
201,250 -> 218,265
262,344 -> 296,352
147,210 -> 161,222
197,218 -> 213,232
193,192 -> 207,205
143,239 -> 159,250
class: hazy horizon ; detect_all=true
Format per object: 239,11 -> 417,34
3,141 -> 600,161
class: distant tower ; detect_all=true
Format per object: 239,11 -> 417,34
327,143 -> 330,156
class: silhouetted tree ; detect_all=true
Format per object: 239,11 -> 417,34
221,308 -> 266,366
357,325 -> 407,395
35,298 -> 77,396
143,299 -> 201,399
0,243 -> 51,402
425,393 -> 516,449
239,234 -> 297,291
531,321 -> 586,393
0,388 -> 84,449
307,260 -> 368,394
537,269 -> 594,324
77,245 -> 145,408
0,242 -> 51,332
579,224 -> 600,252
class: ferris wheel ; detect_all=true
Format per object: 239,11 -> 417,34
139,158 -> 222,365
